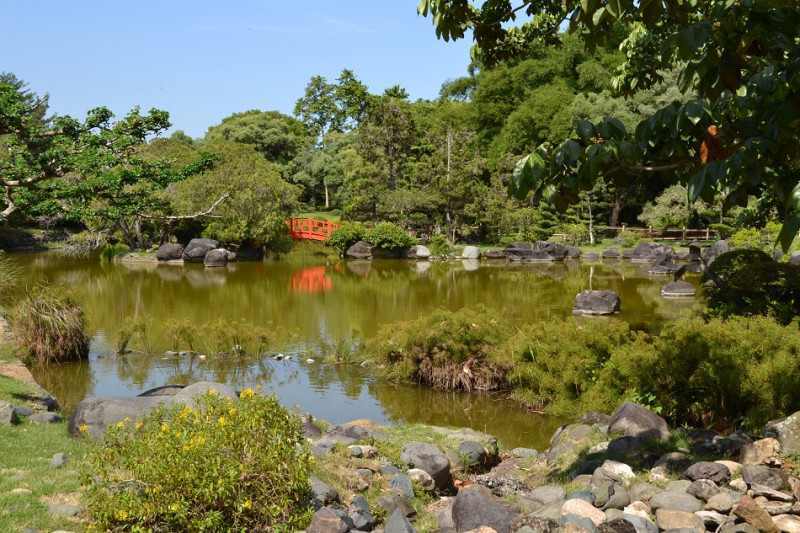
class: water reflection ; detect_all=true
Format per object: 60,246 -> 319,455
12,252 -> 704,448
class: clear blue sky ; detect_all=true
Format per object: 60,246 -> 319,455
3,1 -> 474,138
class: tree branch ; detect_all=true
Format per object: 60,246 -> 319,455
476,1 -> 536,27
138,194 -> 229,221
620,160 -> 688,172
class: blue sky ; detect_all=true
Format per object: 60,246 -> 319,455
3,1 -> 474,138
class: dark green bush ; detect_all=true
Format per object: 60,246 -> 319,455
709,223 -> 735,240
324,222 -> 366,254
364,223 -> 416,251
706,249 -> 772,281
84,389 -> 313,532
8,285 -> 90,364
428,235 -> 452,257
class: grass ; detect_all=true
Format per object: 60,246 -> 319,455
0,348 -> 87,533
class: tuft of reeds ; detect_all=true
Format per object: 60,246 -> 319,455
0,251 -> 22,307
8,284 -> 90,364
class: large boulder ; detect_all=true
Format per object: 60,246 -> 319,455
506,242 -> 535,261
400,442 -> 451,489
631,242 -> 672,263
702,240 -> 730,266
534,241 -> 570,261
661,281 -> 696,298
484,249 -> 508,259
0,401 -> 19,426
648,251 -> 679,274
573,290 -> 621,315
345,240 -> 373,259
182,238 -> 220,262
403,245 -> 432,259
68,396 -> 167,438
171,381 -> 236,406
764,411 -> 800,454
452,485 -> 518,533
462,246 -> 481,259
603,248 -> 621,259
156,243 -> 184,261
204,248 -> 234,267
608,402 -> 670,441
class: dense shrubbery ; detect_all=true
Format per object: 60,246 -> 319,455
99,243 -> 130,261
83,389 -> 313,532
8,285 -> 90,364
324,222 -> 367,254
368,307 -> 800,430
729,222 -> 782,252
428,235 -> 452,257
363,223 -> 416,251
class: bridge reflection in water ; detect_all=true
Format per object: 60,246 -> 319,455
291,265 -> 334,293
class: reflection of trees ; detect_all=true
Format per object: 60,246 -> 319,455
370,380 -> 568,451
29,359 -> 95,414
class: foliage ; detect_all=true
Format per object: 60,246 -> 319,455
421,0 -> 800,251
615,229 -> 640,249
428,235 -> 452,257
366,305 -> 516,391
561,223 -> 589,246
324,222 -> 367,254
705,249 -> 773,282
164,317 -> 276,357
0,251 -> 21,306
204,110 -> 307,167
83,389 -> 313,532
99,243 -> 130,261
708,224 -> 735,240
8,284 -> 90,364
638,184 -> 711,229
730,222 -> 782,253
363,223 -> 416,251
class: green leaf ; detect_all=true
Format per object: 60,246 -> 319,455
598,118 -> 626,139
777,212 -> 800,253
787,182 -> 800,212
576,119 -> 595,141
687,170 -> 706,203
562,140 -> 582,164
640,0 -> 663,27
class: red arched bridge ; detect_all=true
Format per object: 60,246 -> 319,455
287,218 -> 340,241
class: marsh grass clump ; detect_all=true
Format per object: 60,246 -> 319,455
8,284 -> 90,364
0,251 -> 22,307
83,389 -> 313,532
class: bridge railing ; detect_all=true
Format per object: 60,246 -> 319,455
287,218 -> 341,241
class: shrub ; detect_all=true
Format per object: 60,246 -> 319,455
99,243 -> 130,261
428,235 -> 452,257
83,389 -> 313,532
709,223 -> 735,240
8,285 -> 90,364
616,230 -> 640,249
722,262 -> 800,324
364,223 -> 416,251
561,223 -> 590,246
367,305 -> 515,391
0,251 -> 21,307
729,222 -> 782,252
324,222 -> 366,254
167,318 -> 276,357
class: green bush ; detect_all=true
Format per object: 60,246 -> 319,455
99,243 -> 130,261
561,223 -> 590,246
367,305 -> 515,391
428,235 -> 452,257
83,389 -> 313,532
324,222 -> 366,254
616,230 -> 640,249
709,223 -> 735,240
8,285 -> 90,364
729,222 -> 782,252
364,223 -> 416,251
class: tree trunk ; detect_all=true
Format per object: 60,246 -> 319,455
324,182 -> 330,209
610,188 -> 623,227
117,219 -> 136,249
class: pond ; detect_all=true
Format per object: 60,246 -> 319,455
8,250 -> 704,449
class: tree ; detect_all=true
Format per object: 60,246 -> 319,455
421,0 -> 800,250
0,80 -> 213,235
357,96 -> 417,192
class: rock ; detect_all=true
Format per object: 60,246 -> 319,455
662,281 -> 696,298
385,508 -> 417,533
654,509 -> 706,532
566,246 -> 582,258
702,240 -> 730,266
534,241 -> 570,261
310,476 -> 339,508
400,442 -> 451,489
563,516 -> 598,533
0,401 -> 19,425
171,381 -> 236,406
455,440 -> 491,470
695,510 -> 730,528
607,437 -> 645,461
47,504 -> 85,517
462,246 -> 481,259
51,453 -> 70,469
603,248 -> 621,259
68,396 -> 167,438
506,242 -> 535,261
649,491 -> 704,513
773,514 -> 800,533
407,468 -> 436,492
308,506 -> 350,533
721,524 -> 761,533
630,242 -> 673,263
484,249 -> 507,259
600,461 -> 635,480
404,245 -> 432,259
302,416 -> 323,440
569,491 -> 596,505
349,494 -> 377,531
581,412 -> 613,425
28,412 -> 62,424
648,251 -> 679,274
327,424 -> 371,444
561,498 -> 607,526
203,248 -> 230,267
182,238 -> 219,262
583,252 -> 603,261
734,495 -> 780,533
630,483 -> 662,503
438,505 -> 455,529
609,402 -> 670,441
530,486 -> 567,507
599,518 -> 637,533
473,474 -> 532,497
790,252 -> 800,266
618,514 -> 659,533
390,474 -> 415,499
588,443 -> 610,455
764,413 -> 800,455
666,480 -> 693,493
750,484 -> 794,502
346,240 -> 373,259
706,492 -> 734,513
447,428 -> 500,459
510,516 -> 561,533
740,439 -> 782,466
156,243 -> 184,261
687,480 -> 721,501
377,494 -> 417,520
600,485 -> 631,511
453,485 -> 517,533
137,384 -> 185,397
573,290 -> 621,315
348,445 -> 364,458
760,502 -> 793,516
742,466 -> 788,491
13,405 -> 34,418
511,448 -> 539,458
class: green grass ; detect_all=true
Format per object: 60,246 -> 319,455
295,210 -> 342,221
0,347 -> 88,533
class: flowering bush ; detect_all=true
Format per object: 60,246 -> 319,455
83,389 -> 313,532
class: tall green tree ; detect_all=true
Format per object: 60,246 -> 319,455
421,0 -> 800,250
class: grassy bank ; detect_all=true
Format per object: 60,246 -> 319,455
0,347 -> 87,533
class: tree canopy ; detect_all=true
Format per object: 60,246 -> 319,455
420,0 -> 800,250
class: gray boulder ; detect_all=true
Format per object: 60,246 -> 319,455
649,491 -> 704,513
702,240 -> 730,266
345,240 -> 373,259
28,412 -> 62,424
68,396 -> 166,438
506,242 -> 535,261
404,245 -> 432,259
534,241 -> 570,261
203,248 -> 233,267
0,401 -> 19,426
573,290 -> 621,315
764,411 -> 800,454
51,453 -> 70,469
741,465 -> 788,490
349,494 -> 377,531
156,243 -> 184,261
648,251 -> 679,274
310,476 -> 340,509
603,248 -> 621,259
171,381 -> 236,406
182,238 -> 219,262
326,424 -> 371,444
631,242 -> 672,262
566,246 -> 582,258
583,252 -> 603,261
452,485 -> 517,533
662,281 -> 696,298
390,474 -> 415,499
400,442 -> 451,489
684,462 -> 731,485
377,494 -> 417,520
484,249 -> 508,259
608,402 -> 670,440
385,507 -> 417,533
461,246 -> 481,259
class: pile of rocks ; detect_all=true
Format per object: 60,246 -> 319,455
0,394 -> 60,426
156,238 -> 237,267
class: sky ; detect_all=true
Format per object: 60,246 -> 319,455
2,1 -> 475,138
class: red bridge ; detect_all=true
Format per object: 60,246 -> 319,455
287,218 -> 341,241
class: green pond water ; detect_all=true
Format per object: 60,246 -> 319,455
8,250 -> 704,449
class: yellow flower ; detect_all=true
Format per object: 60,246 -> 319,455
116,421 -> 125,428
124,416 -> 132,422
182,444 -> 191,451
170,503 -> 180,511
218,417 -> 227,425
161,424 -> 170,433
240,388 -> 254,398
79,423 -> 88,432
243,499 -> 252,509
116,509 -> 129,520
228,407 -> 237,415
135,420 -> 143,428
256,384 -> 262,390
208,389 -> 218,396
